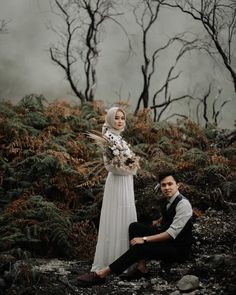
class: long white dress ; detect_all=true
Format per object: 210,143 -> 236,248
91,130 -> 138,271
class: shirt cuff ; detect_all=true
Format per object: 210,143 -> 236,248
166,228 -> 177,239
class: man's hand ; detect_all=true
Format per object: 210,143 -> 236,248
130,237 -> 145,246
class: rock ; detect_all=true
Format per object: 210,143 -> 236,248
0,254 -> 16,263
0,208 -> 235,294
150,278 -> 158,284
177,275 -> 199,291
0,277 -> 6,288
206,254 -> 236,269
227,283 -> 236,293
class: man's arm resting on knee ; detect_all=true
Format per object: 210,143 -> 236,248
130,199 -> 192,246
130,231 -> 171,246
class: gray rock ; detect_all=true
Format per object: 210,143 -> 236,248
177,275 -> 199,291
206,254 -> 236,268
0,277 -> 6,288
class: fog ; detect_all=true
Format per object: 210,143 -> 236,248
0,0 -> 235,128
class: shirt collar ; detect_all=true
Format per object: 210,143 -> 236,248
167,191 -> 180,205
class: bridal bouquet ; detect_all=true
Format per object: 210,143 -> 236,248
86,131 -> 140,174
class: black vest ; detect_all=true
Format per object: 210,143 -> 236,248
160,194 -> 193,248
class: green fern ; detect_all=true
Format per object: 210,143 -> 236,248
183,148 -> 209,166
151,121 -> 170,132
23,111 -> 49,130
198,164 -> 230,184
0,195 -> 74,257
4,117 -> 40,139
0,101 -> 16,118
18,154 -> 58,180
220,147 -> 236,159
80,102 -> 100,120
17,94 -> 47,112
48,216 -> 73,255
222,181 -> 236,198
158,136 -> 172,154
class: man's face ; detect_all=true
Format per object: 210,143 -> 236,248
160,175 -> 179,199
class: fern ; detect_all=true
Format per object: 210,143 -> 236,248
221,147 -> 236,159
43,140 -> 68,153
1,98 -> 236,261
178,119 -> 209,149
17,94 -> 47,112
17,154 -> 58,180
158,136 -> 173,154
23,111 -> 49,130
0,195 -> 74,257
4,118 -> 40,140
0,156 -> 13,175
29,196 -> 74,256
183,148 -> 209,166
0,101 -> 16,118
71,220 -> 97,260
131,143 -> 149,157
222,180 -> 236,197
198,164 -> 230,184
80,102 -> 101,120
151,120 -> 170,132
48,216 -> 73,256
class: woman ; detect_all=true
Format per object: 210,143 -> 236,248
91,106 -> 139,271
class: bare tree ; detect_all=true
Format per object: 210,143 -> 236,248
155,0 -> 236,93
212,90 -> 231,125
131,0 -> 162,112
195,84 -> 231,127
49,0 -> 122,103
130,0 -> 199,120
0,19 -> 9,34
150,38 -> 200,121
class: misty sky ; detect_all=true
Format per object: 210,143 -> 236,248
0,0 -> 235,129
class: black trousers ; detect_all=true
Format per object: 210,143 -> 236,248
109,222 -> 189,275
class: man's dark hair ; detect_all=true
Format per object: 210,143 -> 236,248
158,170 -> 180,183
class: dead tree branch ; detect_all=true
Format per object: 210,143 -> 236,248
156,0 -> 236,93
49,0 -> 124,103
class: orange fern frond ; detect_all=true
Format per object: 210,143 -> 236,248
5,196 -> 31,215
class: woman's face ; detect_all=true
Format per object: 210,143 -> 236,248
114,110 -> 125,130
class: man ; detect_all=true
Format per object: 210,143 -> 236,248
77,170 -> 193,286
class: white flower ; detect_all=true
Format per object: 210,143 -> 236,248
113,149 -> 120,156
116,144 -> 123,150
123,150 -> 131,157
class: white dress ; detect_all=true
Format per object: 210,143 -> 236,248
91,130 -> 138,271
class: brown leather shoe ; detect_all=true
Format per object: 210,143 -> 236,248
119,268 -> 150,281
77,272 -> 106,287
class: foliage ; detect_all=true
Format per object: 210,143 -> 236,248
220,147 -> 236,159
0,195 -> 74,257
0,95 -> 235,260
182,148 -> 209,166
71,220 -> 97,261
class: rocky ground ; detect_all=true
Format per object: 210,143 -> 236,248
0,209 -> 236,295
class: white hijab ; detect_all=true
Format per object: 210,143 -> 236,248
102,107 -> 126,135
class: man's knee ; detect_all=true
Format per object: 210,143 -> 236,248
129,222 -> 139,236
129,222 -> 139,231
